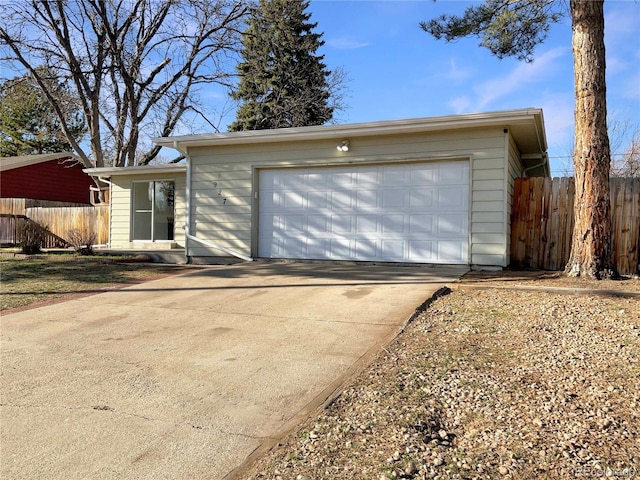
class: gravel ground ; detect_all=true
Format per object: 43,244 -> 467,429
242,272 -> 640,480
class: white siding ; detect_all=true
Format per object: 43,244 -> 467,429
109,172 -> 186,249
188,127 -> 511,266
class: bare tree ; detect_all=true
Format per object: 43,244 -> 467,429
0,0 -> 248,167
610,121 -> 640,178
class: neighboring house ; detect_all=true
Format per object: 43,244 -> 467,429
85,108 -> 549,268
0,152 -> 96,205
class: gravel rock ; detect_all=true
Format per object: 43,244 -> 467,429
243,273 -> 640,480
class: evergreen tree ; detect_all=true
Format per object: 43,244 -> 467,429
422,0 -> 614,279
229,0 -> 334,131
0,69 -> 85,156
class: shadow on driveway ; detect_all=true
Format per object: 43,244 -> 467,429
0,262 -> 467,480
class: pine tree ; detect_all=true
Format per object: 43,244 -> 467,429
0,69 -> 85,156
229,0 -> 334,131
422,0 -> 614,279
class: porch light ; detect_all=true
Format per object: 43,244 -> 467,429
337,140 -> 349,152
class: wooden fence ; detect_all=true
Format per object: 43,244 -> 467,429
26,206 -> 109,245
0,198 -> 88,216
511,177 -> 640,275
0,198 -> 109,247
0,214 -> 70,248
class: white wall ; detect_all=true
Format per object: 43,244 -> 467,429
187,126 -> 515,266
109,172 -> 186,249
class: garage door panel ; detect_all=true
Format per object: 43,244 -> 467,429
307,191 -> 328,209
307,215 -> 328,234
356,215 -> 378,233
381,240 -> 405,260
409,215 -> 434,233
382,167 -> 407,185
282,171 -> 308,188
383,214 -> 405,233
259,162 -> 469,264
409,241 -> 435,262
382,189 -> 406,208
330,238 -> 351,258
307,172 -> 328,186
284,215 -> 304,233
354,239 -> 377,258
282,237 -> 306,257
438,188 -> 468,209
355,169 -> 379,185
260,171 -> 277,189
409,188 -> 435,208
438,241 -> 466,262
410,165 -> 437,185
331,215 -> 352,234
439,162 -> 468,183
330,191 -> 353,209
356,190 -> 379,208
332,171 -> 354,186
259,232 -> 281,257
438,215 -> 466,235
306,238 -> 327,257
284,191 -> 304,209
260,192 -> 278,210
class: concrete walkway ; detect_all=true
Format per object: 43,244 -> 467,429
1,262 -> 466,480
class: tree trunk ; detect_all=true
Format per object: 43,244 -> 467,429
565,0 -> 614,278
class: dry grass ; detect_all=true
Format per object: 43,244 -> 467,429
0,255 -> 189,312
242,273 -> 640,480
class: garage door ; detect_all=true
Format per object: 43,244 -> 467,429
258,161 -> 469,263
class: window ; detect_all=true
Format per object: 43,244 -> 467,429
132,181 -> 175,241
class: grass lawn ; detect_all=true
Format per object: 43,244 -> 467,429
0,255 -> 188,312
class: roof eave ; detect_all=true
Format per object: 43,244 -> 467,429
84,164 -> 187,177
153,108 -> 547,149
0,152 -> 88,172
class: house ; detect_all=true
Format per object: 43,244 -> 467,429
0,152 -> 96,205
85,108 -> 549,268
85,164 -> 187,250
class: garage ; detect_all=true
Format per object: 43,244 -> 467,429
258,161 -> 469,263
144,108 -> 549,268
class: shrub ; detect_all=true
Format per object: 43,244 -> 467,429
16,219 -> 47,255
67,228 -> 97,255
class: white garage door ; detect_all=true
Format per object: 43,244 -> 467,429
258,161 -> 469,263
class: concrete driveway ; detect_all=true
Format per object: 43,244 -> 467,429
1,262 -> 466,480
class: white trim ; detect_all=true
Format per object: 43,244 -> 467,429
130,179 -> 177,242
503,129 -> 510,268
84,164 -> 186,176
467,155 -> 474,267
154,108 -> 546,152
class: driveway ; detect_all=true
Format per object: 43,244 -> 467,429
0,262 -> 467,480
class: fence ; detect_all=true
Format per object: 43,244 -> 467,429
25,206 -> 109,245
0,214 -> 23,246
0,198 -> 109,247
0,214 -> 70,248
511,177 -> 640,275
0,198 -> 88,216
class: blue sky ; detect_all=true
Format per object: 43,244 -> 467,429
290,0 -> 640,176
3,0 -> 637,175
